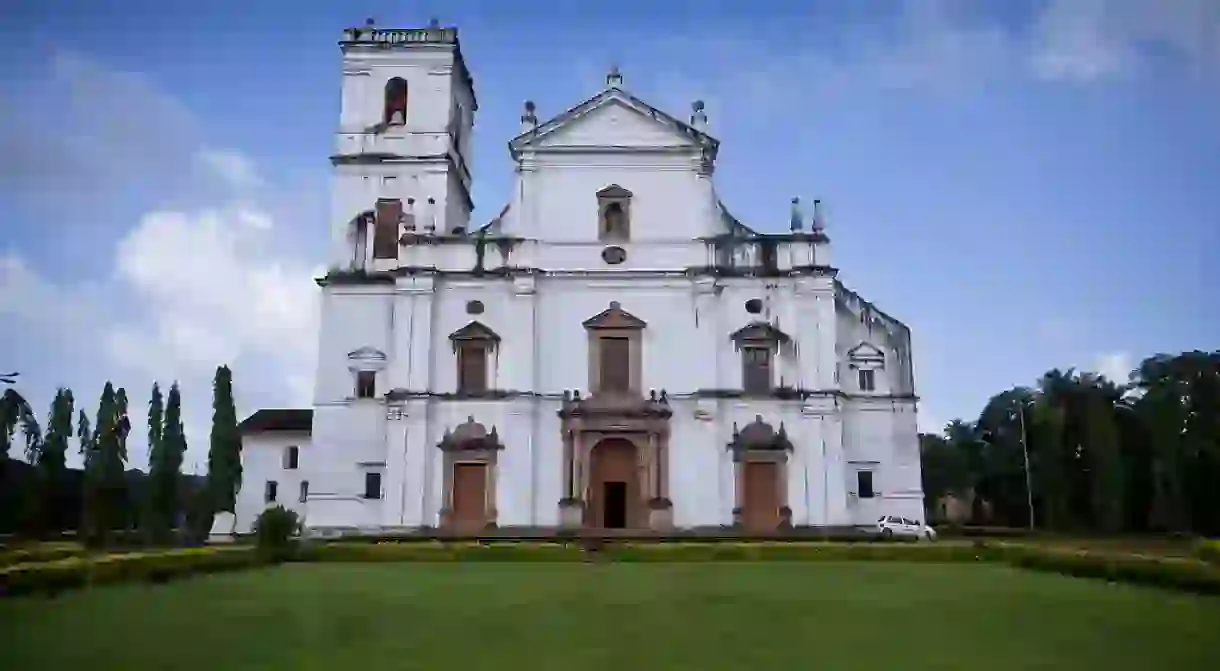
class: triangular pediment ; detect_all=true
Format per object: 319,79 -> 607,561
583,301 -> 647,330
510,89 -> 718,157
848,342 -> 885,360
730,321 -> 790,344
449,320 -> 501,342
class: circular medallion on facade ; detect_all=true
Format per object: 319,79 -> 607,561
745,298 -> 763,314
466,300 -> 485,315
601,246 -> 627,265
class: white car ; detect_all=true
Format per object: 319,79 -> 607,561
876,515 -> 937,540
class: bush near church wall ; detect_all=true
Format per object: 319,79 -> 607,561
0,543 -> 88,568
0,546 -> 264,598
298,540 -> 995,564
1192,539 -> 1220,566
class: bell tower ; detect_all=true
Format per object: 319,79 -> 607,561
329,19 -> 477,268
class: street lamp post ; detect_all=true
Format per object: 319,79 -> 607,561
1015,400 -> 1035,530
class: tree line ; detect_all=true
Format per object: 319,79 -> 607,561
921,350 -> 1220,536
0,366 -> 244,546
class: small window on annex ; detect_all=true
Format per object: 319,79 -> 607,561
363,471 -> 383,500
355,371 -> 377,399
265,480 -> 278,504
857,471 -> 875,499
299,481 -> 309,503
283,445 -> 299,470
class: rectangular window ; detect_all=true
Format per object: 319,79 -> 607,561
457,344 -> 488,394
742,346 -> 772,393
363,472 -> 382,500
265,480 -> 278,503
284,446 -> 298,470
299,481 -> 309,503
600,337 -> 631,392
857,471 -> 875,499
858,368 -> 876,392
356,370 -> 376,399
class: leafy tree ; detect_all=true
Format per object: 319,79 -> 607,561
206,366 -> 242,516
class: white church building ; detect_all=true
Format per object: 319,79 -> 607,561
222,20 -> 924,535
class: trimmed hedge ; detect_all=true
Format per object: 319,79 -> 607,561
1192,539 -> 1220,566
5,539 -> 1220,599
995,543 -> 1220,595
298,540 -> 995,564
0,543 -> 88,568
0,546 -> 264,597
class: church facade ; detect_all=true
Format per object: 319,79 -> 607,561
223,21 -> 924,535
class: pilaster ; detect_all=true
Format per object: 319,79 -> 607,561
382,403 -> 410,527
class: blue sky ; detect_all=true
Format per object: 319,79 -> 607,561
2,0 -> 1218,471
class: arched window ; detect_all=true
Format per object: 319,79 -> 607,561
604,203 -> 627,239
384,77 -> 408,127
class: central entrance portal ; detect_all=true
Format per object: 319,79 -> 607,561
588,437 -> 639,530
603,481 -> 628,528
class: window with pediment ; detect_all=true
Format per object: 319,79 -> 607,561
730,322 -> 790,394
597,185 -> 632,242
450,321 -> 500,395
583,301 -> 646,395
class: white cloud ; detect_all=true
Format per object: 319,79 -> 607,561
0,51 -> 323,473
106,204 -> 318,398
1030,0 -> 1220,82
198,148 -> 265,191
1093,351 -> 1133,384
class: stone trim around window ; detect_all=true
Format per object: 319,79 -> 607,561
596,184 -> 633,242
583,302 -> 645,396
449,321 -> 501,395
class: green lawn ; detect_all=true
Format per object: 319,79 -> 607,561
2,562 -> 1218,670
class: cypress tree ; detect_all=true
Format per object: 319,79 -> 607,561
35,389 -> 74,535
83,383 -> 115,546
148,383 -> 187,542
207,366 -> 242,515
144,383 -> 166,540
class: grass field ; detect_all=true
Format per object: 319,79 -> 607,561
2,562 -> 1218,670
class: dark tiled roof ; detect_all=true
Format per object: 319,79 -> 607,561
238,409 -> 313,435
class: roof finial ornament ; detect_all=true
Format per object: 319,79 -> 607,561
428,17 -> 441,28
790,197 -> 803,232
365,17 -> 376,26
690,100 -> 708,130
606,63 -> 623,88
520,100 -> 538,134
812,199 -> 826,231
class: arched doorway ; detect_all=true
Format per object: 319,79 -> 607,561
588,437 -> 640,529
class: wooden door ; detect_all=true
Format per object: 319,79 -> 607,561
452,463 -> 488,532
743,462 -> 781,532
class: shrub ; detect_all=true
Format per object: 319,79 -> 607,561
993,543 -> 1220,595
0,542 -> 87,568
252,506 -> 302,562
1191,539 -> 1220,566
0,547 -> 263,598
